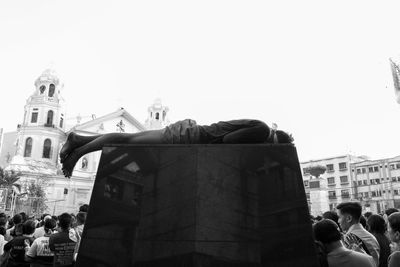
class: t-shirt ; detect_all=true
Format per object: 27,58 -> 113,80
49,231 -> 77,267
388,251 -> 400,267
26,235 -> 54,266
4,235 -> 35,267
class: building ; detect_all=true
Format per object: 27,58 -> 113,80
301,154 -> 365,216
350,156 -> 400,214
0,69 -> 168,215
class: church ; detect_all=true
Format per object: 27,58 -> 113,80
0,69 -> 170,215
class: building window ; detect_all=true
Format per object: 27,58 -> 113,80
339,162 -> 347,170
39,85 -> 46,94
155,112 -> 159,120
374,166 -> 379,172
327,177 -> 335,184
371,191 -> 377,197
42,139 -> 52,158
328,191 -> 336,199
364,192 -> 369,198
358,180 -> 362,186
371,180 -> 376,185
341,190 -> 350,198
59,117 -> 64,128
375,179 -> 380,184
390,164 -> 396,170
397,177 -> 400,182
340,176 -> 348,184
24,137 -> 33,157
31,112 -> 38,123
49,84 -> 55,97
306,193 -> 310,199
397,163 -> 400,169
392,177 -> 397,182
81,157 -> 88,169
326,164 -> 334,172
303,168 -> 309,175
303,180 -> 309,187
357,168 -> 361,174
368,167 -> 373,172
363,180 -> 368,185
46,110 -> 53,126
395,190 -> 399,195
309,181 -> 320,189
362,168 -> 366,173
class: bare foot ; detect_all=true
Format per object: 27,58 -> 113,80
62,151 -> 80,178
60,132 -> 79,163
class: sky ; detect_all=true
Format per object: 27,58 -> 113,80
0,0 -> 399,162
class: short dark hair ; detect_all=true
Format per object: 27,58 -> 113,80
23,220 -> 36,235
12,214 -> 22,225
44,219 -> 56,231
364,212 -> 372,219
367,214 -> 386,234
313,219 -> 342,244
76,212 -> 86,224
323,211 -> 339,223
388,212 -> 400,233
79,204 -> 89,213
385,208 -> 399,217
58,213 -> 72,230
275,130 -> 294,144
336,202 -> 362,221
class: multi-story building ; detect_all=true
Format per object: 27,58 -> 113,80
0,69 -> 169,215
301,154 -> 365,216
350,156 -> 400,214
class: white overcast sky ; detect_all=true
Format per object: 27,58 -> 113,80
0,0 -> 399,162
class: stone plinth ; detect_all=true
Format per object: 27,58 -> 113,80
76,145 -> 320,267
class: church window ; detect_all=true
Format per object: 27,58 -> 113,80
163,110 -> 166,120
59,117 -> 64,128
46,110 -> 53,126
81,157 -> 88,169
42,139 -> 52,158
31,112 -> 38,123
24,137 -> 33,157
39,85 -> 45,94
48,84 -> 55,97
155,112 -> 159,120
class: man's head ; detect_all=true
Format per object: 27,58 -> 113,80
79,204 -> 89,213
23,220 -> 37,235
388,212 -> 400,243
44,218 -> 56,233
336,202 -> 362,232
313,219 -> 342,245
12,214 -> 22,225
58,213 -> 72,231
76,212 -> 86,225
385,208 -> 399,217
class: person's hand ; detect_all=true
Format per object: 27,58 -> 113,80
343,234 -> 366,253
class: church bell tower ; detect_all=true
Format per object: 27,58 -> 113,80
14,69 -> 66,167
144,98 -> 170,130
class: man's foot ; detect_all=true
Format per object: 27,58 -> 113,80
62,151 -> 80,178
60,132 -> 80,163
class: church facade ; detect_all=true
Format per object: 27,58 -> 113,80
0,69 -> 170,215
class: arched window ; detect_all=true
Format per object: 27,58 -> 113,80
48,84 -> 55,97
39,85 -> 46,94
59,117 -> 64,128
42,139 -> 52,158
24,137 -> 33,157
155,112 -> 159,120
46,110 -> 53,126
81,157 -> 88,169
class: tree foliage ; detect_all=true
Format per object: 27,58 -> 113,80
0,167 -> 21,192
307,165 -> 326,178
22,177 -> 48,215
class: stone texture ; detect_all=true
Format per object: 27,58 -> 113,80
76,144 -> 320,267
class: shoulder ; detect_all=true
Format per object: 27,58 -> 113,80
389,251 -> 400,267
350,251 -> 375,266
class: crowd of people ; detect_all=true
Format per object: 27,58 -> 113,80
312,202 -> 400,267
0,204 -> 88,267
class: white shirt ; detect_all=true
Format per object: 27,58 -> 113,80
328,246 -> 375,267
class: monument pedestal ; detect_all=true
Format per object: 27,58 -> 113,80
76,145 -> 320,267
